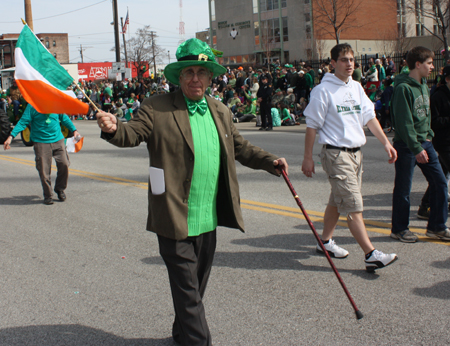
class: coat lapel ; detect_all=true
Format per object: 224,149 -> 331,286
172,90 -> 194,154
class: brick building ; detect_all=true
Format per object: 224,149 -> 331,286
205,0 -> 442,65
0,32 -> 69,69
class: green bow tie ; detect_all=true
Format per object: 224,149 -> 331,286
186,98 -> 208,116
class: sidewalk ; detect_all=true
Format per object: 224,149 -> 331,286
235,119 -> 307,133
234,119 -> 395,137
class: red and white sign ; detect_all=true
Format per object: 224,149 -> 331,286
78,62 -> 149,81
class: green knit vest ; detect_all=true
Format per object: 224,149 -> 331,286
187,104 -> 220,236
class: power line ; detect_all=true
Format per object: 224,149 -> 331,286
68,32 -> 112,37
0,0 -> 108,23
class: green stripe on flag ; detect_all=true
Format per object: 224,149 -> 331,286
16,25 -> 73,90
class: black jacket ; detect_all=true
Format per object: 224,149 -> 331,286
380,85 -> 393,109
257,82 -> 273,104
431,85 -> 450,151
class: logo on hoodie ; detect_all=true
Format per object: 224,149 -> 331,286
336,92 -> 361,114
414,94 -> 430,118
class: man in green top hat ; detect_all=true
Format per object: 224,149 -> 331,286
96,38 -> 288,346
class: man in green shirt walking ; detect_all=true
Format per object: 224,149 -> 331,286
96,38 -> 288,346
3,104 -> 79,205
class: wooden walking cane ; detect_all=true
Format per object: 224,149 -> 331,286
280,168 -> 363,320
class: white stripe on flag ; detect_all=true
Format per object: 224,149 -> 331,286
15,48 -> 77,99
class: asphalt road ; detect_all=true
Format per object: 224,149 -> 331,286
1,120 -> 449,346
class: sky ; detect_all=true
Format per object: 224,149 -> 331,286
1,0 -> 210,64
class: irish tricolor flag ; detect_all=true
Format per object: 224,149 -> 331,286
15,24 -> 89,115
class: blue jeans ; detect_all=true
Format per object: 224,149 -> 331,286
12,100 -> 20,116
392,140 -> 448,233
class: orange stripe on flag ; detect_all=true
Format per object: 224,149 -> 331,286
75,136 -> 84,153
16,79 -> 89,115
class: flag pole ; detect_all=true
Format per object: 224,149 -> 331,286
73,82 -> 100,113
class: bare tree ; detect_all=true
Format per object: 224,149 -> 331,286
312,0 -> 364,44
260,20 -> 275,65
376,23 -> 413,55
315,38 -> 328,60
406,0 -> 450,59
112,25 -> 164,79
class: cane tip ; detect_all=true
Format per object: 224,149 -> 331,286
355,310 -> 364,320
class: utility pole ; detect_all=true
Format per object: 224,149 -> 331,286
168,50 -> 170,64
151,31 -> 157,77
78,45 -> 92,63
24,0 -> 34,31
79,44 -> 84,63
121,16 -> 129,81
120,17 -> 129,67
112,0 -> 121,63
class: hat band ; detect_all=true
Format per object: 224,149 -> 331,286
178,54 -> 212,62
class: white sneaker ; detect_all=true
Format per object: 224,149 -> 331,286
316,239 -> 349,258
365,249 -> 398,272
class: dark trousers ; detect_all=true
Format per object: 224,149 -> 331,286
392,141 -> 448,233
158,230 -> 217,346
421,150 -> 450,207
33,139 -> 70,199
260,103 -> 272,129
379,108 -> 391,129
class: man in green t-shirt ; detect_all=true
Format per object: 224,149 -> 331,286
3,104 -> 80,205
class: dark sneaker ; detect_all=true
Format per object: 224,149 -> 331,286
258,127 -> 266,131
265,127 -> 273,131
425,228 -> 450,241
417,205 -> 430,220
55,190 -> 66,201
316,239 -> 349,258
365,250 -> 398,272
44,198 -> 54,205
390,230 -> 418,243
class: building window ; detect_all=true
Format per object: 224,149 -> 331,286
253,0 -> 258,14
434,24 -> 439,35
397,0 -> 406,16
415,23 -> 424,36
53,53 -> 57,58
305,13 -> 310,22
45,41 -> 49,48
397,22 -> 406,37
305,0 -> 310,3
261,17 -> 288,43
53,40 -> 56,47
259,0 -> 287,12
211,0 -> 216,22
282,17 -> 288,42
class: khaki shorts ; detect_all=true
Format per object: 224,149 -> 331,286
320,146 -> 363,214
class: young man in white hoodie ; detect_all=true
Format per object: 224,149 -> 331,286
301,43 -> 398,272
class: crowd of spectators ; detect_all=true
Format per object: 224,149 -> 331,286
1,53 -> 448,132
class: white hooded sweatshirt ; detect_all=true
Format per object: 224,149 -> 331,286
304,73 -> 375,148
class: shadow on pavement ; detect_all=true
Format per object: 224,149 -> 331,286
141,233 -> 383,280
0,324 -> 175,346
413,280 -> 450,300
0,195 -> 42,205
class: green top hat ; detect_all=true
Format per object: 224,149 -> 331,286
164,38 -> 226,86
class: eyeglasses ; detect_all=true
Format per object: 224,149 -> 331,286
338,58 -> 354,63
181,69 -> 211,80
